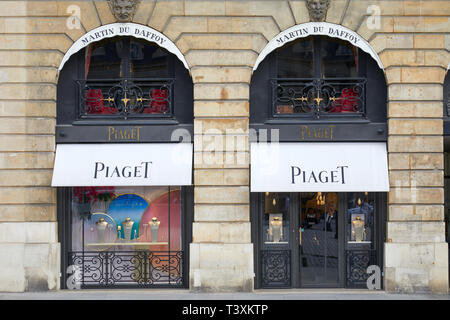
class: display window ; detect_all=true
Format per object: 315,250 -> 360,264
71,186 -> 181,252
254,192 -> 385,289
251,28 -> 387,290
57,29 -> 194,290
66,186 -> 187,288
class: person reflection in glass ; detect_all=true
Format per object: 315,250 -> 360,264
325,201 -> 338,239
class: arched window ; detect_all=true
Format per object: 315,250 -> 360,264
55,33 -> 194,289
57,36 -> 193,132
250,33 -> 389,289
250,35 -> 387,124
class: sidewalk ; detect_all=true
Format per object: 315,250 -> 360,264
0,289 -> 449,300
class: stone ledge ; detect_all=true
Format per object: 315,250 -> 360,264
194,168 -> 249,186
0,152 -> 55,170
194,204 -> 249,222
194,118 -> 249,134
388,84 -> 443,101
389,170 -> 443,188
192,222 -> 251,243
0,222 -> 57,243
194,151 -> 249,169
388,205 -> 443,221
190,242 -> 254,292
191,66 -> 252,84
388,153 -> 443,171
388,102 -> 443,118
384,242 -> 448,294
194,83 -> 249,100
0,51 -> 63,68
0,204 -> 56,222
177,34 -> 267,54
194,186 -> 249,204
0,242 -> 60,292
388,136 -> 443,153
0,187 -> 56,204
386,221 -> 445,243
388,186 -> 443,204
185,50 -> 258,68
194,101 -> 249,118
0,135 -> 55,152
388,119 -> 443,135
194,134 -> 249,152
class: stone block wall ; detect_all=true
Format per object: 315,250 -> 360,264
0,0 -> 448,293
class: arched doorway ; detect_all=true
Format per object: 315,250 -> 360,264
250,24 -> 388,289
54,24 -> 194,289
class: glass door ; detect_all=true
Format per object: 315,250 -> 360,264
255,191 -> 384,289
299,192 -> 341,287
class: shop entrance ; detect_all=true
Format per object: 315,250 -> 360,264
253,192 -> 385,289
299,192 -> 340,287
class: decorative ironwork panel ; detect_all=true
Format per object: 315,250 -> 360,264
77,78 -> 174,119
261,250 -> 291,288
148,251 -> 183,285
346,250 -> 377,288
68,251 -> 184,288
272,78 -> 366,119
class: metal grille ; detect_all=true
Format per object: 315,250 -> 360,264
68,251 -> 184,288
272,78 -> 366,119
260,250 -> 291,288
77,78 -> 174,119
345,250 -> 377,288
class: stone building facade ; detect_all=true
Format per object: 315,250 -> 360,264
0,0 -> 448,293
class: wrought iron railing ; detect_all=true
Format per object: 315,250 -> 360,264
68,251 -> 184,288
76,78 -> 174,119
271,78 -> 367,119
260,250 -> 291,288
345,249 -> 377,288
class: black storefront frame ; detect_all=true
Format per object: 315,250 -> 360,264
58,186 -> 194,289
250,32 -> 388,290
251,191 -> 386,289
442,71 -> 450,288
56,34 -> 194,290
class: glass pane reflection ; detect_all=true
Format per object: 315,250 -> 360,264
277,38 -> 314,79
264,192 -> 290,245
346,192 -> 375,245
71,186 -> 182,252
321,37 -> 358,78
300,192 -> 339,286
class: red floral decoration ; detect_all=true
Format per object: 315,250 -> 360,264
330,87 -> 359,113
73,186 -> 115,203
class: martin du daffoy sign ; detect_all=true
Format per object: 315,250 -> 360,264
58,23 -> 189,71
253,22 -> 384,71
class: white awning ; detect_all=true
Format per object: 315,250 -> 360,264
251,142 -> 389,192
51,143 -> 192,187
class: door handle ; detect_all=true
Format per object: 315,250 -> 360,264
299,227 -> 302,246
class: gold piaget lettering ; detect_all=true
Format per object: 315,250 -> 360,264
301,125 -> 335,140
108,127 -> 142,141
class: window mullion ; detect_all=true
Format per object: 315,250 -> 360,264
123,37 -> 131,79
313,36 -> 322,79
